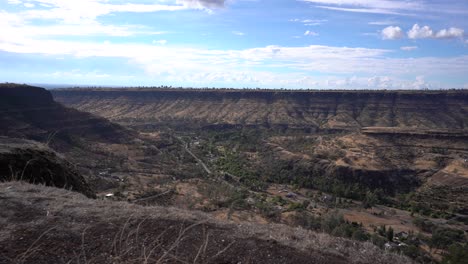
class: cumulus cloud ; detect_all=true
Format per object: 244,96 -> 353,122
400,46 -> 418,51
304,30 -> 319,36
381,26 -> 403,40
2,1 -> 467,89
367,76 -> 393,89
412,76 -> 430,89
407,24 -> 433,39
435,27 -> 464,39
408,24 -> 464,39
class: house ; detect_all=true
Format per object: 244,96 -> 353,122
394,231 -> 409,241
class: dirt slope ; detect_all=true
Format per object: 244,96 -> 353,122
0,182 -> 412,264
0,137 -> 95,198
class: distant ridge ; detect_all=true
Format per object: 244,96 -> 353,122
53,87 -> 468,131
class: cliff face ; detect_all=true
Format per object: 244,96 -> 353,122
0,84 -> 134,143
52,89 -> 468,130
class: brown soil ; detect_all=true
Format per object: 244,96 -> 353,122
0,182 -> 412,264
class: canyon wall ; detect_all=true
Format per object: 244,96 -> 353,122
52,89 -> 468,131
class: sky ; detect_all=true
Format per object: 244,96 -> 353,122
0,0 -> 467,89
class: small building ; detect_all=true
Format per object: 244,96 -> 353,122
394,231 -> 409,241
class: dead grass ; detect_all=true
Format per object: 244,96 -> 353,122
0,182 -> 413,264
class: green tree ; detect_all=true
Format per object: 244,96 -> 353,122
387,226 -> 394,242
371,233 -> 387,249
363,190 -> 378,209
352,229 -> 369,241
441,244 -> 468,264
431,228 -> 464,249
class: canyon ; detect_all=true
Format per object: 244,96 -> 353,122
1,84 -> 467,263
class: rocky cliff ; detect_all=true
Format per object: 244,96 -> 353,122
0,84 -> 134,144
52,88 -> 468,130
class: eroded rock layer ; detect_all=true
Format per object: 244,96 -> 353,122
52,89 -> 468,130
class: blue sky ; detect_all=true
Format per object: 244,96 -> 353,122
0,0 -> 467,89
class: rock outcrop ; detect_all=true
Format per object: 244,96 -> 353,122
0,137 -> 95,197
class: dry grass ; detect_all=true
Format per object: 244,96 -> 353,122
0,182 -> 413,264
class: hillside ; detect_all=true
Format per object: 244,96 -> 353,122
51,87 -> 468,263
52,88 -> 468,131
0,84 -> 201,193
0,182 -> 412,264
0,137 -> 94,198
0,84 -> 134,145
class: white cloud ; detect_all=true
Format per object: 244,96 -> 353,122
302,0 -> 421,10
435,27 -> 464,39
2,30 -> 467,84
412,76 -> 430,89
176,0 -> 225,9
302,0 -> 422,15
1,2 -> 467,89
317,6 -> 402,15
302,0 -> 468,17
369,20 -> 397,26
407,24 -> 434,39
400,46 -> 418,51
367,76 -> 393,89
304,30 -> 319,36
49,70 -> 111,79
381,26 -> 403,40
0,12 -> 165,38
290,19 -> 327,26
5,0 -> 222,25
407,24 -> 464,39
